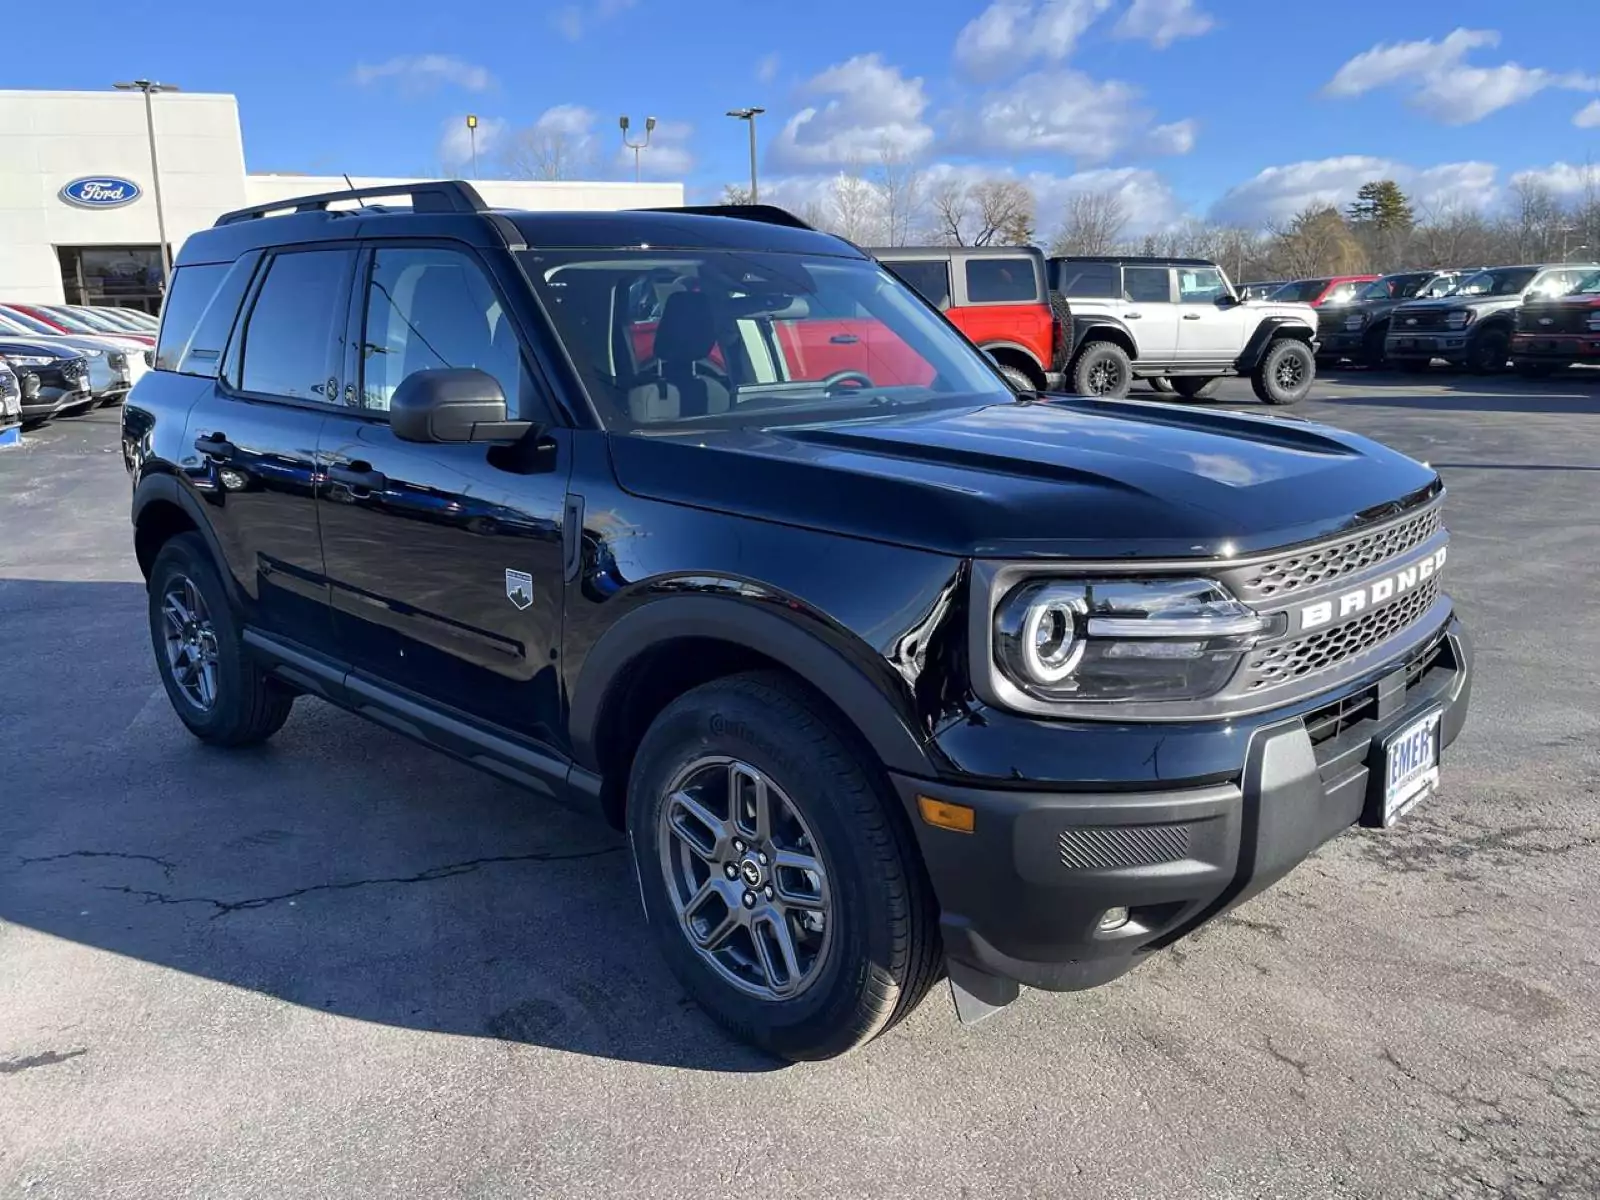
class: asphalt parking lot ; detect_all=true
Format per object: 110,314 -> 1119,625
3,371 -> 1598,1199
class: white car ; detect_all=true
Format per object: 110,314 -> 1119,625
0,309 -> 143,404
1047,256 -> 1321,405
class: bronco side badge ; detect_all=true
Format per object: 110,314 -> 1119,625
505,569 -> 533,611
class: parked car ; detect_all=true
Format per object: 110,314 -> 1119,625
1510,269 -> 1600,375
1269,275 -> 1381,307
71,305 -> 157,333
1237,281 -> 1288,301
1047,255 -> 1319,402
0,357 -> 25,432
125,182 -> 1470,1060
1385,263 -> 1600,373
0,339 -> 92,425
1315,270 -> 1476,367
872,246 -> 1069,393
0,303 -> 154,354
38,303 -> 157,348
0,310 -> 139,405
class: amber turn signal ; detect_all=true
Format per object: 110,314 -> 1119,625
917,795 -> 975,833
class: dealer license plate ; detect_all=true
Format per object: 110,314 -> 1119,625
1379,709 -> 1442,826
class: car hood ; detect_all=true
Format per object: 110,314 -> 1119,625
1240,300 -> 1318,323
0,338 -> 78,362
608,398 -> 1440,559
1396,295 -> 1515,313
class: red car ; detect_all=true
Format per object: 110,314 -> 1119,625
0,303 -> 155,349
1269,275 -> 1380,307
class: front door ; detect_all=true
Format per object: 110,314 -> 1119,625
1175,265 -> 1248,362
315,244 -> 569,745
1120,265 -> 1179,363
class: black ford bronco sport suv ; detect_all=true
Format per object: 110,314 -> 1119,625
124,182 -> 1472,1061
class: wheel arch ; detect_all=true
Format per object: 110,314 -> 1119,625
1237,318 -> 1315,370
132,474 -> 231,596
1069,316 -> 1137,361
978,341 -> 1046,388
569,595 -> 933,828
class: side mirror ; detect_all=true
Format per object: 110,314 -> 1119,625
390,368 -> 534,444
1217,292 -> 1241,306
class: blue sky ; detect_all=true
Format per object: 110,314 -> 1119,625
13,0 -> 1600,234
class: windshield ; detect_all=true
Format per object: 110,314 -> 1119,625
0,307 -> 64,335
1453,268 -> 1538,297
520,248 -> 1012,430
1360,273 -> 1435,301
35,307 -> 99,334
60,307 -> 133,333
1271,279 -> 1331,302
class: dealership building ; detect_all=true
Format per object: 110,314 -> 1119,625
0,89 -> 683,312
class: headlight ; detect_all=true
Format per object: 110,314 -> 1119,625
1444,309 -> 1474,329
3,354 -> 58,368
994,578 -> 1270,703
1344,314 -> 1367,331
78,347 -> 104,358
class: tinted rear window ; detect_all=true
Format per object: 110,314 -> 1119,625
884,259 -> 952,308
154,265 -> 228,372
1051,262 -> 1118,298
1272,279 -> 1331,302
965,257 -> 1037,303
236,250 -> 350,401
1123,266 -> 1171,303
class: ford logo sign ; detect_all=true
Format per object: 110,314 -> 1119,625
60,176 -> 142,208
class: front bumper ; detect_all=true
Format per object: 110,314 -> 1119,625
1319,331 -> 1369,356
897,617 -> 1472,992
1512,333 -> 1600,362
1386,333 -> 1470,362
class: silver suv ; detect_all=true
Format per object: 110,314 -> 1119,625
1048,256 -> 1320,404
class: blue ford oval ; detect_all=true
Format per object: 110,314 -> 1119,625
60,176 -> 142,208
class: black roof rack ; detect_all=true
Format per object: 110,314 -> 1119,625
215,180 -> 489,227
639,204 -> 818,232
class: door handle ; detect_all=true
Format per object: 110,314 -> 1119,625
194,433 -> 236,462
326,461 -> 387,494
1125,312 -> 1142,319
829,334 -> 860,345
1183,313 -> 1203,320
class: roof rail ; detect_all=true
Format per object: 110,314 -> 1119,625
214,180 -> 489,227
640,204 -> 818,232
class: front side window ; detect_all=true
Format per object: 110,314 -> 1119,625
1570,271 -> 1600,295
1123,266 -> 1171,303
1321,281 -> 1363,305
520,248 -> 1010,429
1176,267 -> 1227,303
884,259 -> 952,309
237,250 -> 349,402
965,257 -> 1037,303
1416,274 -> 1459,299
1271,279 -> 1332,302
359,247 -> 527,414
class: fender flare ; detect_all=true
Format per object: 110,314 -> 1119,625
567,593 -> 934,778
1238,317 -> 1316,371
130,472 -> 240,603
1069,315 -> 1136,360
975,339 -> 1045,371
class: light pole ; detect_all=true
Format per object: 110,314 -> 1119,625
466,114 -> 479,178
726,107 -> 765,204
619,115 -> 656,183
113,79 -> 177,292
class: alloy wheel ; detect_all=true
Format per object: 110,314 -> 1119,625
1274,354 -> 1306,391
160,574 -> 220,711
1087,359 -> 1123,394
657,756 -> 832,1001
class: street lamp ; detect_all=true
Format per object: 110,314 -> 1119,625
619,115 -> 656,183
726,107 -> 765,204
113,79 -> 178,292
466,114 -> 479,178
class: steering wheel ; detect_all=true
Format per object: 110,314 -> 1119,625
822,370 -> 874,394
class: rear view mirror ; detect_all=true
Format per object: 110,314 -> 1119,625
390,368 -> 534,444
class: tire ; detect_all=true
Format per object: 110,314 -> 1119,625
147,532 -> 295,746
1171,376 -> 1220,400
1362,327 -> 1389,368
997,364 -> 1034,393
1467,328 -> 1509,375
1147,376 -> 1176,394
1070,341 -> 1132,398
1251,338 -> 1315,405
1398,358 -> 1432,374
626,671 -> 941,1061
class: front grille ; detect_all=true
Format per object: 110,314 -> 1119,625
1302,627 -> 1449,747
62,358 -> 87,380
1059,824 -> 1190,871
1234,504 -> 1442,602
1317,309 -> 1352,335
1242,577 -> 1440,692
1517,305 -> 1594,334
1395,309 -> 1448,331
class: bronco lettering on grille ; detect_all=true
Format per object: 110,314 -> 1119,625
1298,547 -> 1447,632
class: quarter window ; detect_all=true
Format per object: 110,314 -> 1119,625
1177,267 -> 1227,303
237,250 -> 349,402
965,257 -> 1037,303
154,264 -> 227,373
360,247 -> 530,415
1053,262 -> 1118,298
884,260 -> 952,308
1122,266 -> 1171,304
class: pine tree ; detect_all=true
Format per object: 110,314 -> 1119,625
1346,180 -> 1415,233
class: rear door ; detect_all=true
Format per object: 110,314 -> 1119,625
181,246 -> 354,646
1120,265 -> 1179,362
314,242 -> 570,745
1175,265 -> 1246,362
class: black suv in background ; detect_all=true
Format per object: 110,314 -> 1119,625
1315,270 -> 1473,367
125,183 -> 1472,1060
0,339 -> 93,426
1386,262 -> 1600,372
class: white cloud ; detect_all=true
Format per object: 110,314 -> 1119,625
353,54 -> 495,94
551,0 -> 637,41
614,118 -> 696,178
438,114 -> 507,171
770,54 -> 934,169
944,70 -> 1194,164
1323,28 -> 1598,124
757,54 -> 781,85
954,0 -> 1113,81
1508,161 -> 1600,200
1574,99 -> 1600,128
1112,0 -> 1214,48
1210,155 -> 1499,225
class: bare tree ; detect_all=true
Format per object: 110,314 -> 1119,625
929,179 -> 972,245
722,183 -> 754,205
499,126 -> 595,181
825,161 -> 880,244
925,178 -> 1033,246
876,142 -> 924,247
1509,178 -> 1563,262
1266,205 -> 1364,277
1049,190 -> 1128,256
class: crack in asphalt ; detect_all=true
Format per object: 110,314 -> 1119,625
1264,1037 -> 1311,1083
18,850 -> 178,882
96,846 -> 624,919
0,1049 -> 88,1075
